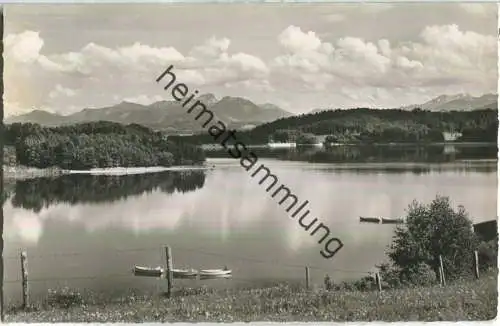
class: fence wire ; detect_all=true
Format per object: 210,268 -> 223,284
3,244 -> 373,284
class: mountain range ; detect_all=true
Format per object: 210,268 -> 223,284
6,93 -> 497,133
6,94 -> 293,134
310,93 -> 498,114
398,93 -> 498,111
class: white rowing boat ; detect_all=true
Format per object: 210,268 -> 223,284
133,265 -> 164,277
199,269 -> 232,277
134,266 -> 199,278
134,266 -> 232,279
172,268 -> 198,278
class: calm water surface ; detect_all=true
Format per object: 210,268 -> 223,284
3,145 -> 497,303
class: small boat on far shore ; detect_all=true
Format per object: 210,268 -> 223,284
359,216 -> 381,223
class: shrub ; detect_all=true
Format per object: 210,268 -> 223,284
352,276 -> 376,291
478,240 -> 498,270
387,196 -> 479,282
377,262 -> 403,288
399,262 -> 437,286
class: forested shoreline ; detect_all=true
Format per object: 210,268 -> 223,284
169,108 -> 498,145
2,108 -> 496,169
3,121 -> 206,170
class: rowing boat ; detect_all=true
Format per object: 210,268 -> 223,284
199,269 -> 232,277
381,217 -> 404,224
133,265 -> 164,277
172,268 -> 198,278
200,273 -> 232,280
359,216 -> 381,223
134,266 -> 200,278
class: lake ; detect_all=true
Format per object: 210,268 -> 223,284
3,145 -> 497,304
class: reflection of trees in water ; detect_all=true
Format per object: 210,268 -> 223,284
305,146 -> 446,163
11,171 -> 206,212
205,145 -> 496,164
205,145 -> 497,175
1,192 -> 9,207
323,164 -> 497,175
2,180 -> 17,207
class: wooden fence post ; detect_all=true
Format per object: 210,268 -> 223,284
439,255 -> 446,286
305,267 -> 310,290
375,272 -> 382,292
164,246 -> 173,298
438,266 -> 443,286
20,251 -> 28,309
473,250 -> 480,280
324,274 -> 332,291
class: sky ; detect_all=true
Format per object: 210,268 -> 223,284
4,2 -> 498,116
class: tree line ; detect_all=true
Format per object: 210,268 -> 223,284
238,144 -> 496,164
4,121 -> 206,169
168,108 -> 498,145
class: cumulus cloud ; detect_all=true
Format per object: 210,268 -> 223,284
278,25 -> 323,53
122,94 -> 166,105
49,84 -> 77,99
4,31 -> 44,64
4,22 -> 497,116
5,31 -> 271,116
272,24 -> 496,95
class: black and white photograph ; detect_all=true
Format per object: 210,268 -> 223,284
0,1 -> 498,322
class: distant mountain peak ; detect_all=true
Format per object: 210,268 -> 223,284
400,92 -> 497,111
220,95 -> 245,101
119,100 -> 137,105
197,93 -> 218,105
30,109 -> 55,114
5,95 -> 293,132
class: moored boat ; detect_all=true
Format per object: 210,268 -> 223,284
359,216 -> 381,223
199,269 -> 232,277
133,265 -> 164,277
200,273 -> 232,280
172,268 -> 198,278
381,217 -> 404,224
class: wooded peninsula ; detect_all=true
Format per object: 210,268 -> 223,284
3,121 -> 206,170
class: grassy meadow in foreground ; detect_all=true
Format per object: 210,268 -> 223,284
5,271 -> 497,322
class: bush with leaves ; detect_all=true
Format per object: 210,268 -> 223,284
478,240 -> 498,271
376,262 -> 403,288
400,262 -> 437,286
386,196 -> 479,283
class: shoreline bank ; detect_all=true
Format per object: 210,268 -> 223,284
3,164 -> 211,180
198,141 -> 497,150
